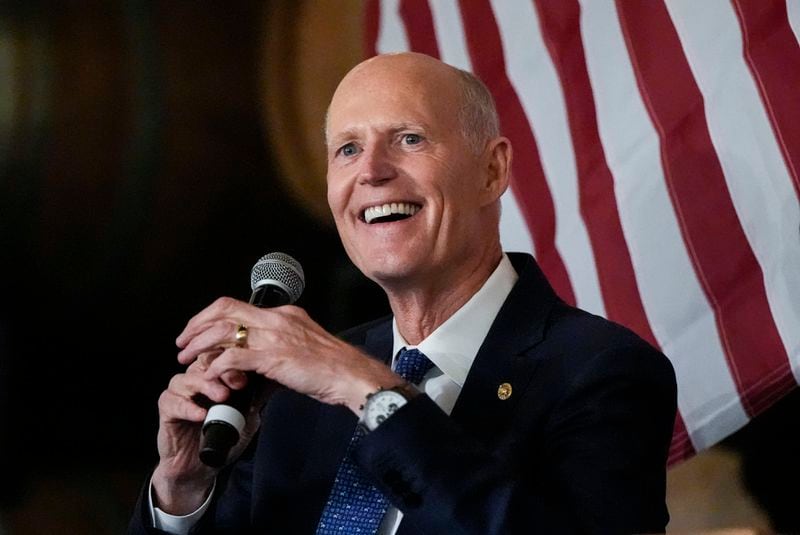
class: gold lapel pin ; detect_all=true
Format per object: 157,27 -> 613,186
497,382 -> 512,400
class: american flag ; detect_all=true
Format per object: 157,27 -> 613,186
364,0 -> 800,466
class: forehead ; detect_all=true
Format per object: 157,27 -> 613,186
327,59 -> 462,140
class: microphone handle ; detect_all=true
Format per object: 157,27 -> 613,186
198,284 -> 290,467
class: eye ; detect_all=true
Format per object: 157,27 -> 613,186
402,133 -> 423,145
338,142 -> 359,157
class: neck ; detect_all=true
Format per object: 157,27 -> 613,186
385,246 -> 503,345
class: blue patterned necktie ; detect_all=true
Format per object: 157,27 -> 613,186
315,348 -> 434,535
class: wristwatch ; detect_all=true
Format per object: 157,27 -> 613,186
359,383 -> 419,432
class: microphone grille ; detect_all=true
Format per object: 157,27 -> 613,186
250,252 -> 305,304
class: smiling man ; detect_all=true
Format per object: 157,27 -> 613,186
129,53 -> 677,534
326,54 -> 510,345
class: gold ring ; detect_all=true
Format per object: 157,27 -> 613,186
235,324 -> 249,347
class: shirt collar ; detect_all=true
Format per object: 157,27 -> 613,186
392,253 -> 518,387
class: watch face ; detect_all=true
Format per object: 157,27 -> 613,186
365,390 -> 408,430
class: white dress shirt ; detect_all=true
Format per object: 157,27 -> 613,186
152,254 -> 518,535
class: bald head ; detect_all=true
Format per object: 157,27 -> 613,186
326,53 -> 499,154
324,51 -> 511,302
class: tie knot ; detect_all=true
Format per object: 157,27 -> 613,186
394,348 -> 434,385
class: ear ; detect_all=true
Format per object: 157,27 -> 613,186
479,136 -> 512,206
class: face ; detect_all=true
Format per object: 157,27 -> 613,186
325,55 -> 505,291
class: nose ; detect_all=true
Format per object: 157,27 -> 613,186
358,143 -> 397,186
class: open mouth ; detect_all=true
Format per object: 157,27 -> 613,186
363,202 -> 421,224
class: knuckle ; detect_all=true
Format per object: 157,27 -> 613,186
261,330 -> 279,346
273,312 -> 293,329
167,373 -> 185,391
222,369 -> 246,386
283,305 -> 301,316
288,305 -> 309,320
212,296 -> 236,313
157,390 -> 173,412
227,321 -> 240,337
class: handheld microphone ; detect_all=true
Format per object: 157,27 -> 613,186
198,252 -> 305,468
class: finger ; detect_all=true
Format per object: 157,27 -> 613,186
192,353 -> 211,373
168,372 -> 230,404
220,369 -> 248,390
187,349 -> 225,374
177,321 -> 240,365
158,390 -> 208,423
204,347 -> 264,382
177,298 -> 287,349
176,297 -> 246,348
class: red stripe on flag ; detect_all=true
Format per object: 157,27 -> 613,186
533,0 -> 660,348
732,0 -> 800,197
616,0 -> 794,416
536,0 -> 692,462
400,0 -> 441,58
363,0 -> 380,58
457,0 -> 576,304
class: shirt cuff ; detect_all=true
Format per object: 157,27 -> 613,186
148,476 -> 216,534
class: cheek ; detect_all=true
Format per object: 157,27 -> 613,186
326,177 -> 347,215
437,181 -> 484,234
326,184 -> 355,243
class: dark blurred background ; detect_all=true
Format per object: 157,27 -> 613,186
0,1 -> 798,533
0,1 -> 386,532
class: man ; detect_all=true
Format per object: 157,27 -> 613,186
129,52 -> 677,534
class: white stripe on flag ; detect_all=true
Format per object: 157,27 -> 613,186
666,0 -> 800,382
427,0 -> 472,71
788,0 -> 800,46
490,0 -> 605,316
578,0 -> 749,450
500,190 -> 536,256
376,0 -> 409,54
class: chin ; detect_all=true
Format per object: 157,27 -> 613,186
359,258 -> 422,288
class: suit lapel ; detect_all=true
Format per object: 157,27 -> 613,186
450,253 -> 558,437
362,317 -> 395,366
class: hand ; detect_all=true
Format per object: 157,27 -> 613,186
151,348 -> 272,515
176,297 -> 403,414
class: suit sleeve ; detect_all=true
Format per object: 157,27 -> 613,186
127,440 -> 258,534
352,344 -> 677,534
127,480 -> 180,535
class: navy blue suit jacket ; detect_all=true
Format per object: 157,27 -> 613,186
129,253 -> 677,534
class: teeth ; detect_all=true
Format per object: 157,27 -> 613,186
363,202 -> 420,224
